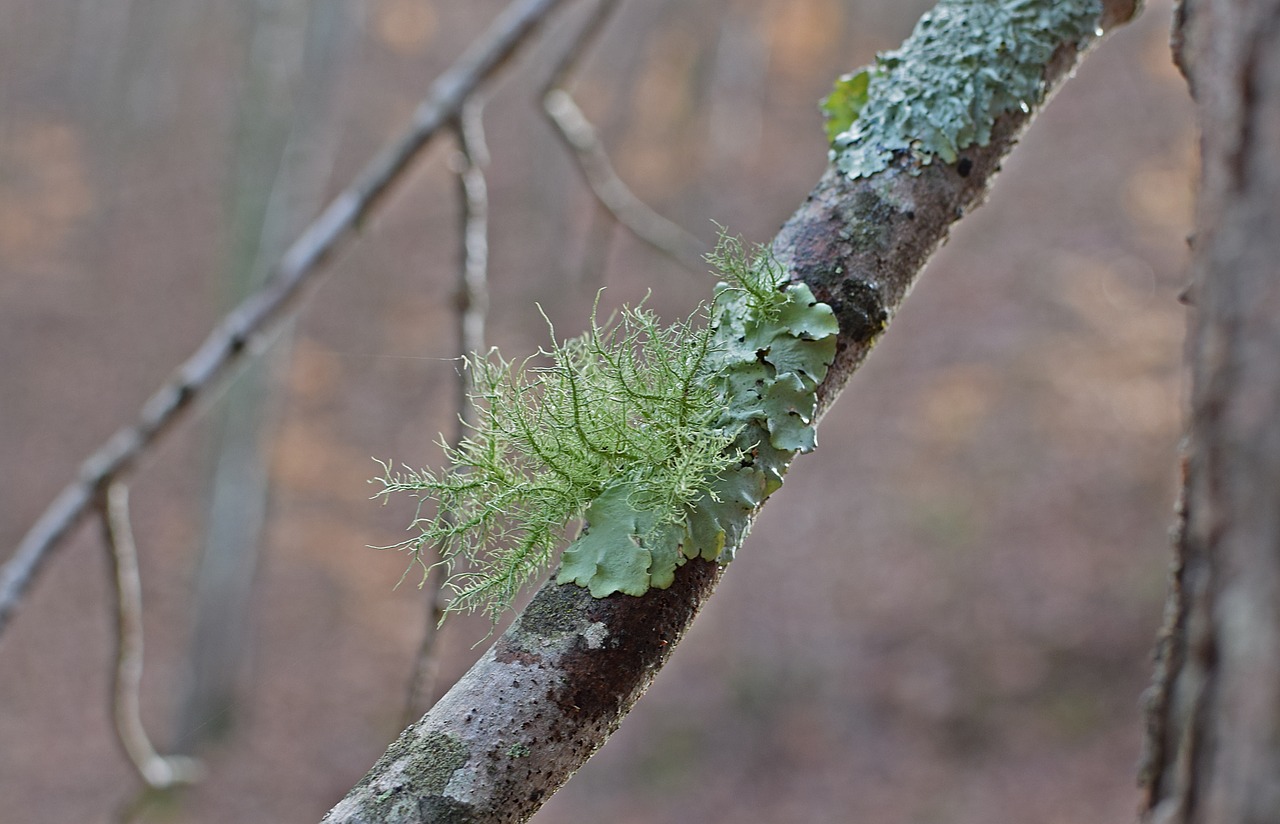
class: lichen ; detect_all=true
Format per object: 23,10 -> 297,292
340,730 -> 471,823
821,0 -> 1102,179
412,732 -> 470,793
557,240 -> 837,595
375,234 -> 837,620
580,621 -> 609,649
513,583 -> 587,639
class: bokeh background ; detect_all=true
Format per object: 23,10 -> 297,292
0,1 -> 1194,822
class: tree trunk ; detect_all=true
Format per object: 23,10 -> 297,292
176,0 -> 358,752
321,2 -> 1141,821
1140,1 -> 1280,822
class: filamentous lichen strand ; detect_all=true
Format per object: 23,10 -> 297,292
822,0 -> 1103,179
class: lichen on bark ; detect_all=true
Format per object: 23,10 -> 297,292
376,236 -> 837,619
822,0 -> 1103,178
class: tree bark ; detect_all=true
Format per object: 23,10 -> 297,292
1141,1 -> 1280,822
322,2 -> 1141,822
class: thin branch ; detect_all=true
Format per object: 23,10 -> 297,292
100,483 -> 202,789
541,0 -> 706,268
403,98 -> 491,723
0,0 -> 572,639
455,98 -> 491,380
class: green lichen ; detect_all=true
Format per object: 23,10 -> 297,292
375,234 -> 837,621
821,67 -> 870,144
353,728 -> 470,820
412,732 -> 469,793
821,0 -> 1102,179
553,246 -> 836,599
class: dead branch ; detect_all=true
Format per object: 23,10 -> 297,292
100,483 -> 202,789
541,0 -> 706,268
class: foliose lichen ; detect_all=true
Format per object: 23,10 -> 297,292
821,0 -> 1102,179
557,258 -> 838,597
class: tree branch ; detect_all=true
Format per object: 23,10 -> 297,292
321,2 -> 1141,822
0,0 -> 571,639
540,0 -> 706,268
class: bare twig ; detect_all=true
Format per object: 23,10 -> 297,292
541,0 -> 706,268
100,484 -> 202,789
0,0 -> 571,639
403,98 -> 491,723
454,99 -> 491,383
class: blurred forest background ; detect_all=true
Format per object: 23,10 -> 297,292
0,0 -> 1194,822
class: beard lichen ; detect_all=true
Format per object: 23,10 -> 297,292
374,235 -> 838,622
821,0 -> 1103,179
